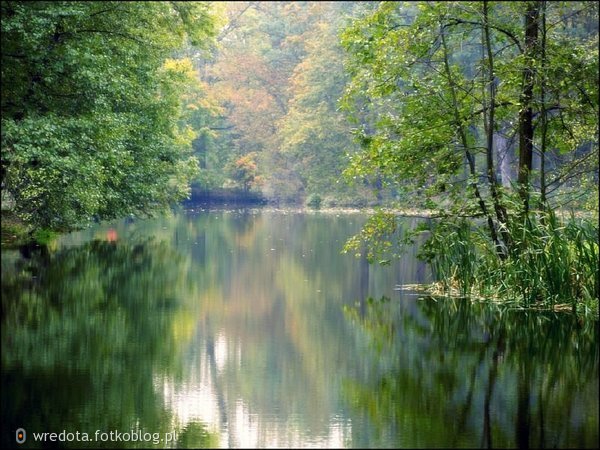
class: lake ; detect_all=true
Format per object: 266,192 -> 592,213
2,207 -> 598,448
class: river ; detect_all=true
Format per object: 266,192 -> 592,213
2,207 -> 598,448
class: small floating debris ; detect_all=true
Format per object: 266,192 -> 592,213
394,284 -> 429,292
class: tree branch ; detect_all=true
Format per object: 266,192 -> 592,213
445,18 -> 523,53
61,29 -> 151,47
217,2 -> 257,42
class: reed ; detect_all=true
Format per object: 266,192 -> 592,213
421,211 -> 599,314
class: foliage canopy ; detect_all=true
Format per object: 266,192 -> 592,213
1,1 -> 217,230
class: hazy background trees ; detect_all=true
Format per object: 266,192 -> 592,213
194,1 -> 378,205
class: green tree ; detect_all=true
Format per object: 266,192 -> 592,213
341,1 -> 598,305
276,3 -> 377,206
341,1 -> 598,254
201,2 -> 377,204
1,1 -> 217,232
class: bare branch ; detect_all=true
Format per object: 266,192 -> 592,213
217,2 -> 257,42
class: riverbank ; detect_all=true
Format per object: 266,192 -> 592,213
1,210 -> 30,247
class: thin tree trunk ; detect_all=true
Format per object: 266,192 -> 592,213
483,0 -> 510,253
518,2 -> 540,214
539,1 -> 548,207
439,22 -> 503,257
496,131 -> 514,187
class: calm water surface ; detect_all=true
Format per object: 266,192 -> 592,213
2,208 -> 598,448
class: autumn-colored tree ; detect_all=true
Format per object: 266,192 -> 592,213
229,153 -> 261,192
276,3 -> 378,205
199,2 -> 375,204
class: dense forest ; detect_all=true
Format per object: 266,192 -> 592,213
1,1 -> 598,310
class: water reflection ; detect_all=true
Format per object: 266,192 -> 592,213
2,209 -> 597,448
345,297 -> 599,448
1,237 -> 218,448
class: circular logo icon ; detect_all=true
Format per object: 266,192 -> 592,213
16,428 -> 26,444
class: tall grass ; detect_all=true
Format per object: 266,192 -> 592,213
420,212 -> 599,314
419,218 -> 480,296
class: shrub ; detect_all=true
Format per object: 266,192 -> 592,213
306,193 -> 323,209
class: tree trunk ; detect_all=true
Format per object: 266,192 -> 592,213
539,1 -> 548,206
518,2 -> 540,213
483,0 -> 510,253
439,21 -> 503,257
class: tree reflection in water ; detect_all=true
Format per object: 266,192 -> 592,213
2,210 -> 596,448
1,239 -> 218,449
344,296 -> 599,448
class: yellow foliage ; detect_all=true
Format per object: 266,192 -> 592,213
161,57 -> 197,82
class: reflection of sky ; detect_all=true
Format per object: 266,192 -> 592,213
155,354 -> 220,429
156,329 -> 352,448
